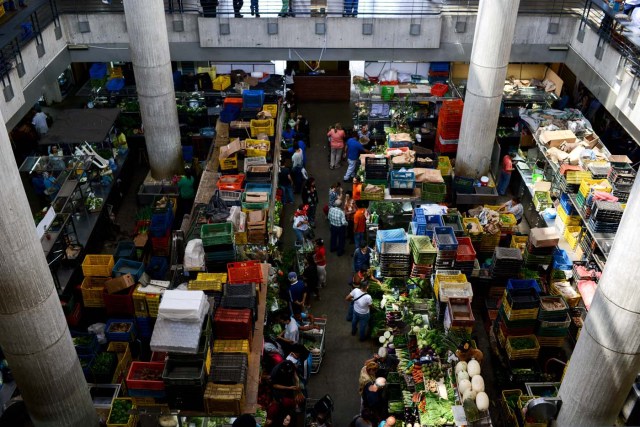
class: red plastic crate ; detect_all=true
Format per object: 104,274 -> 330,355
65,302 -> 82,327
456,237 -> 477,262
151,229 -> 171,250
217,174 -> 246,191
103,286 -> 135,317
227,261 -> 263,284
214,308 -> 252,340
430,83 -> 449,97
223,97 -> 243,106
126,362 -> 166,391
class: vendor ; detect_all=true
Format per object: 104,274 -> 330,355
352,267 -> 381,289
500,196 -> 524,224
365,347 -> 399,377
269,361 -> 303,418
287,272 -> 307,316
353,242 -> 372,273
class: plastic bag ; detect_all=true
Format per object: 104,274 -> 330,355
184,239 -> 205,270
88,323 -> 107,344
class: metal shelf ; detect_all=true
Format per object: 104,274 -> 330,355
567,194 -> 615,260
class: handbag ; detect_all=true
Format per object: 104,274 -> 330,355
346,292 -> 368,322
301,167 -> 309,180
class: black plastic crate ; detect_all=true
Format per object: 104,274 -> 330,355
162,358 -> 206,387
223,283 -> 256,298
209,363 -> 248,385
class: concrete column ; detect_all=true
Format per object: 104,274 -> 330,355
556,179 -> 640,426
455,0 -> 520,178
123,0 -> 183,179
0,120 -> 97,422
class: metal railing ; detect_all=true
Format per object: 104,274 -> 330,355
53,0 -> 587,18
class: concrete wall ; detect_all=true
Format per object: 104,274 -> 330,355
567,24 -> 640,142
1,23 -> 70,129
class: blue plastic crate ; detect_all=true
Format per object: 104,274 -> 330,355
506,279 -> 542,294
387,138 -> 413,149
559,193 -> 575,215
430,62 -> 450,72
200,127 -> 216,137
105,319 -> 137,342
114,241 -> 136,262
245,182 -> 272,195
71,331 -> 99,355
106,77 -> 125,92
150,209 -> 174,237
552,249 -> 572,271
242,89 -> 265,109
182,146 -> 194,162
127,388 -> 166,398
390,170 -> 416,189
433,226 -> 458,250
113,259 -> 145,282
89,63 -> 108,79
136,317 -> 155,339
376,229 -> 408,243
425,215 -> 444,231
146,256 -> 169,280
219,104 -> 241,123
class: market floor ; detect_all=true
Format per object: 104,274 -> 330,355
281,101 -> 378,425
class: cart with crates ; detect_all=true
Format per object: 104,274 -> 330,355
302,317 -> 327,374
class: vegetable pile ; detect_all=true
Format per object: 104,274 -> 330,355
108,399 -> 133,424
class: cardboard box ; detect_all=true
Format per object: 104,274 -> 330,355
216,121 -> 229,139
540,130 -> 576,148
105,274 -> 136,295
533,181 -> 552,192
219,138 -> 244,159
583,133 -> 600,149
529,227 -> 560,248
520,132 -> 535,148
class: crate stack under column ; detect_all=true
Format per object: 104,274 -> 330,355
435,100 -> 463,155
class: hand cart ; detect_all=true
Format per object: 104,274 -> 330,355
302,317 -> 326,374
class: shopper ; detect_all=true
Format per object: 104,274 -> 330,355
291,144 -> 305,193
32,106 -> 48,136
359,361 -> 379,395
295,114 -> 310,146
286,344 -> 311,388
264,338 -> 286,373
278,161 -> 294,204
500,196 -> 524,224
497,152 -> 516,196
328,199 -> 348,256
352,408 -> 374,427
353,267 -> 381,289
233,0 -> 244,17
288,272 -> 307,317
314,238 -> 327,289
353,242 -> 372,272
278,312 -> 300,353
270,361 -> 302,416
344,191 -> 357,243
293,205 -> 311,244
282,124 -> 296,147
343,0 -> 359,17
344,133 -> 369,181
346,281 -> 372,341
362,377 -> 387,423
379,416 -> 397,427
358,124 -> 371,146
301,178 -> 318,227
327,182 -> 343,215
177,168 -> 196,223
272,411 -> 294,427
250,0 -> 260,16
327,123 -> 346,169
365,347 -> 399,376
288,139 -> 307,167
303,254 -> 320,301
279,0 -> 292,17
353,202 -> 368,249
233,414 -> 258,427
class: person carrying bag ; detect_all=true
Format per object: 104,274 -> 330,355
346,288 -> 368,322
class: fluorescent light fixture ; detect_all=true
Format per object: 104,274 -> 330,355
67,44 -> 89,50
548,45 -> 569,51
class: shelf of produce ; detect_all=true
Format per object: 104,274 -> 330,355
567,194 -> 615,260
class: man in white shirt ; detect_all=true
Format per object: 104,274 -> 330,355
345,282 -> 372,341
32,108 -> 48,136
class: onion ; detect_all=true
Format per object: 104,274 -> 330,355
476,392 -> 490,411
379,336 -> 386,344
462,389 -> 477,402
458,379 -> 471,395
456,371 -> 470,383
384,331 -> 391,339
467,359 -> 481,377
471,375 -> 485,392
455,361 -> 468,374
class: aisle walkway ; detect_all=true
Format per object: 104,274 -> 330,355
284,102 -> 377,425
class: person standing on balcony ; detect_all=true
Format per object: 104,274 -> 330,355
32,106 -> 48,137
250,0 -> 260,16
233,0 -> 244,17
343,0 -> 358,17
622,0 -> 640,18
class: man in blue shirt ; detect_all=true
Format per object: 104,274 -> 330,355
288,272 -> 307,316
282,124 -> 296,147
344,135 -> 370,182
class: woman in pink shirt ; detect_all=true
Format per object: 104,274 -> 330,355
327,123 -> 346,170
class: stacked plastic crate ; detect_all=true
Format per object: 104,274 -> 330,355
428,62 -> 450,84
149,198 -> 175,257
536,296 -> 570,348
523,228 -> 558,270
433,226 -> 459,271
608,164 -> 635,203
435,100 -> 463,155
200,222 -> 235,272
376,229 -> 411,278
495,279 -> 541,361
491,247 -> 523,296
454,237 -> 476,276
409,235 -> 436,278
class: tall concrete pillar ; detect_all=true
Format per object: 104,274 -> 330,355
454,0 -> 520,178
556,179 -> 640,426
0,120 -> 96,422
123,0 -> 183,179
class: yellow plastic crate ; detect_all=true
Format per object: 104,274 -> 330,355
479,233 -> 501,252
578,178 -> 612,197
108,342 -> 132,385
564,226 -> 582,250
82,254 -> 114,277
212,339 -> 250,357
499,213 -> 518,233
506,335 -> 540,360
250,119 -> 274,137
146,293 -> 161,317
204,383 -> 245,416
510,235 -> 528,251
502,294 -> 539,320
437,156 -> 451,176
557,203 -> 581,226
220,154 -> 239,171
245,138 -> 270,158
132,285 -> 149,317
462,217 -> 483,236
262,104 -> 278,117
188,280 -> 222,292
81,276 -> 109,308
433,273 -> 467,299
565,170 -> 591,184
107,398 -> 137,427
